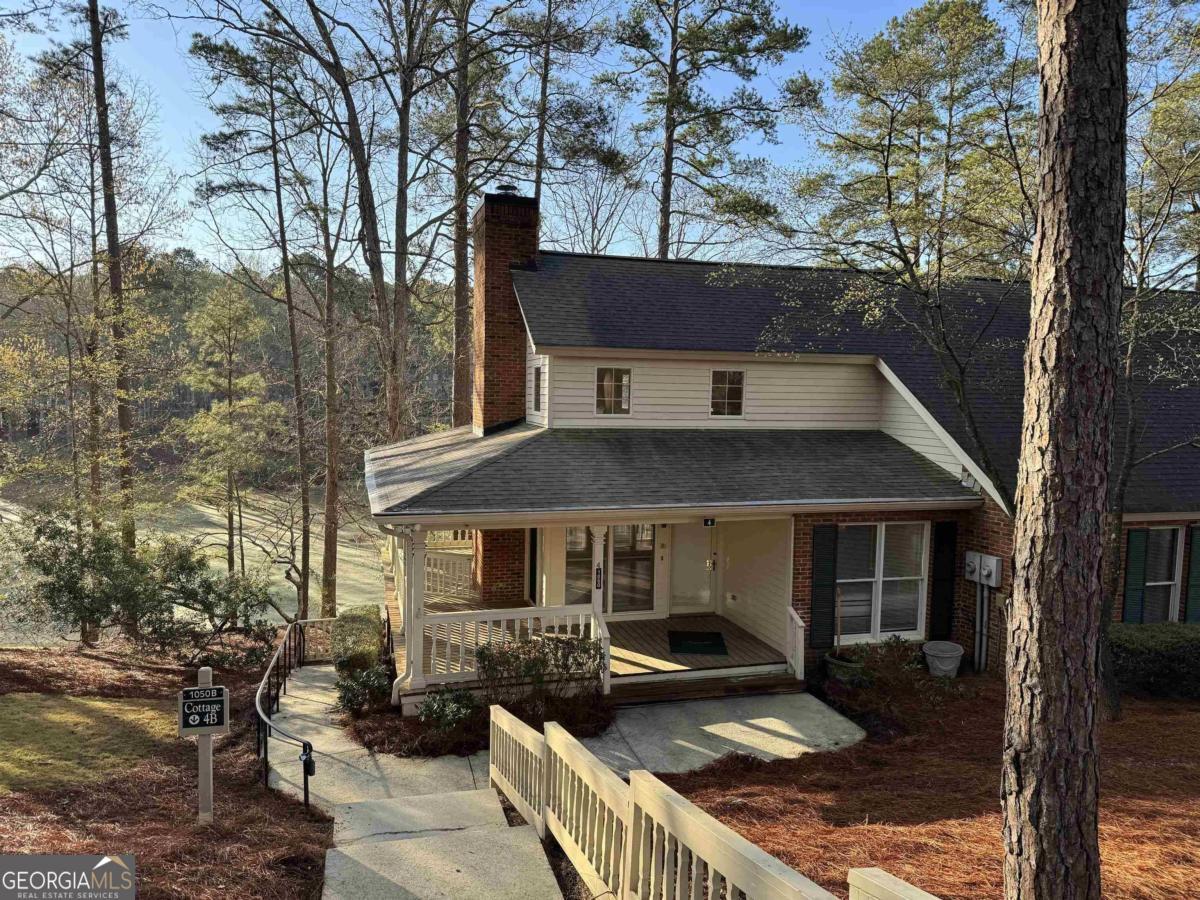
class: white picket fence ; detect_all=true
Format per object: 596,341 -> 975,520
489,706 -> 938,900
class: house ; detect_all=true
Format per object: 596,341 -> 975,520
365,190 -> 1200,710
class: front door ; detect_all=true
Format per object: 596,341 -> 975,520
670,522 -> 716,614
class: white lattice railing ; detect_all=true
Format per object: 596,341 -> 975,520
786,608 -> 806,681
423,606 -> 608,684
424,549 -> 475,599
488,707 -> 940,900
546,722 -> 630,896
489,705 -> 546,836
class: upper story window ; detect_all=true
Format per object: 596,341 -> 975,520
596,367 -> 631,415
533,366 -> 542,412
835,522 -> 928,639
710,370 -> 744,416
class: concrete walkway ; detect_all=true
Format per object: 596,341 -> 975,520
582,692 -> 866,777
268,664 -> 562,899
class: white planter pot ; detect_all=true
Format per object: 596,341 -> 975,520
922,641 -> 964,678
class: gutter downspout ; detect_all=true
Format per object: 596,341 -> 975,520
380,524 -> 416,705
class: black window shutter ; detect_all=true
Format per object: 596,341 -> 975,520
930,521 -> 958,641
1187,526 -> 1200,624
1123,529 -> 1149,624
810,524 -> 838,650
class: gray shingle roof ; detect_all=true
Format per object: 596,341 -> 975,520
512,252 -> 1200,514
367,428 -> 978,519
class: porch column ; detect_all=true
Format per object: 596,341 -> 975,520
589,525 -> 607,619
409,529 -> 427,690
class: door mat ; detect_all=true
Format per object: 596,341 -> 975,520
667,630 -> 728,655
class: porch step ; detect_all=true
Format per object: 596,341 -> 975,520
609,671 -> 806,706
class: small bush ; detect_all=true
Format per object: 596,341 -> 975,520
418,687 -> 482,733
335,664 -> 392,716
331,605 -> 383,673
476,635 -> 605,720
1110,622 -> 1200,699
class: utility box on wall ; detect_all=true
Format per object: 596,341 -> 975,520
964,550 -> 1002,588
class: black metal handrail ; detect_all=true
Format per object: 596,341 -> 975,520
255,616 -> 335,808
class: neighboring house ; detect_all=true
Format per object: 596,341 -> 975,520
365,190 -> 1200,709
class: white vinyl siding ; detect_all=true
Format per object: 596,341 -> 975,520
526,334 -> 548,426
878,378 -> 960,474
549,358 -> 881,428
717,519 -> 792,653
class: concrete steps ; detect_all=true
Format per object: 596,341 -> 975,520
269,664 -> 562,899
323,823 -> 560,900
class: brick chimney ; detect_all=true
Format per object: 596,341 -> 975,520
472,190 -> 538,435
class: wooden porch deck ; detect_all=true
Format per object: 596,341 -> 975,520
607,614 -> 786,677
391,611 -> 786,681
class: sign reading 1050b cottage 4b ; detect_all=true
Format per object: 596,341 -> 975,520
178,685 -> 229,736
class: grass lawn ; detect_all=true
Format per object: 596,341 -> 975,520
0,648 -> 332,899
664,677 -> 1200,900
0,693 -> 175,794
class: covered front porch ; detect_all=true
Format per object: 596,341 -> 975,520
364,425 -> 982,708
383,518 -> 805,706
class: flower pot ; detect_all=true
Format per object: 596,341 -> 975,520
824,651 -> 864,683
922,641 -> 964,678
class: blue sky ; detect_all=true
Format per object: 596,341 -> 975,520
13,0 -> 917,254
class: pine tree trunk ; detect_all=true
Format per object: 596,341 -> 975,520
321,216 -> 340,619
452,6 -> 472,428
656,25 -> 679,261
533,0 -> 554,205
1001,0 -> 1126,895
268,80 -> 311,621
87,0 -> 135,549
303,0 -> 398,439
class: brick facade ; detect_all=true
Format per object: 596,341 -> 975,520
470,193 -> 538,594
473,529 -> 528,606
790,499 -> 1015,670
471,192 -> 538,435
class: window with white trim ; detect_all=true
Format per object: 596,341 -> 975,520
710,370 -> 744,416
1143,527 -> 1182,623
533,366 -> 542,412
835,523 -> 928,639
595,367 -> 631,415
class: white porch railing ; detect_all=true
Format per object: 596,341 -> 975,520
424,548 -> 475,600
422,606 -> 610,687
786,608 -> 806,681
490,706 -> 938,900
848,868 -> 941,900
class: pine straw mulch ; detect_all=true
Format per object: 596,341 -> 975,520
662,678 -> 1200,900
0,647 -> 191,699
0,648 -> 332,899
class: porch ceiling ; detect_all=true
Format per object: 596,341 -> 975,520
366,426 -> 980,525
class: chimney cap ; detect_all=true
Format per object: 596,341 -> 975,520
496,182 -> 519,194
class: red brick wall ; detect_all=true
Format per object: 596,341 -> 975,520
1116,519 -> 1198,622
955,497 -> 1015,671
790,499 -> 1016,670
471,193 -> 537,435
791,508 -> 967,667
473,529 -> 528,606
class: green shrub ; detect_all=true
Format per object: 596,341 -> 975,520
335,664 -> 392,716
1110,623 -> 1200,699
417,687 -> 482,734
331,604 -> 383,673
476,635 -> 606,720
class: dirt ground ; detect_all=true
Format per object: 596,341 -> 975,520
0,648 -> 332,899
664,678 -> 1200,900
